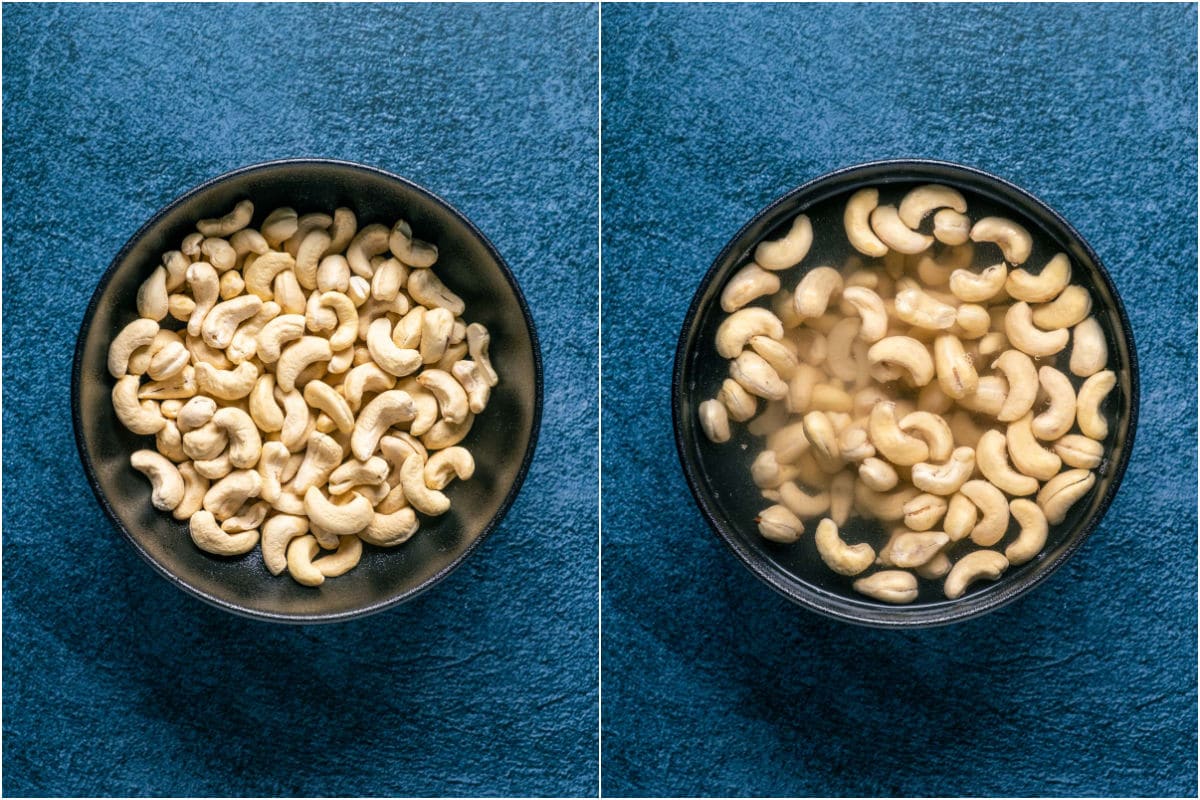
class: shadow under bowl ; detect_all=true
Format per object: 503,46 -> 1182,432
73,158 -> 542,623
673,159 -> 1138,627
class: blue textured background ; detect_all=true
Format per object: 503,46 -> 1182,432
601,4 -> 1197,797
3,4 -> 597,796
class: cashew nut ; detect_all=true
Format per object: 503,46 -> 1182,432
858,457 -> 898,492
894,287 -> 956,330
1006,499 -> 1049,566
843,188 -> 889,257
1032,366 -> 1077,440
991,349 -> 1038,421
1004,302 -> 1069,357
285,535 -> 324,586
932,209 -> 971,246
957,374 -> 1008,418
931,334 -> 978,400
949,262 -> 1007,303
1053,434 -> 1104,470
699,399 -> 730,443
408,269 -> 464,316
197,200 -> 254,238
976,429 -> 1039,496
944,550 -> 1008,599
173,462 -> 210,520
190,509 -> 259,556
203,469 -> 263,521
756,504 -> 804,543
841,286 -> 887,342
755,214 -> 812,270
210,407 -> 263,469
959,479 -> 1010,546
792,267 -> 844,319
870,205 -> 933,254
1006,412 -> 1062,481
1031,284 -> 1091,331
275,337 -> 332,392
721,264 -> 781,312
112,376 -> 166,434
813,517 -> 873,575
911,446 -> 975,496
130,450 -> 185,511
366,317 -> 422,377
194,360 -> 259,401
729,350 -> 788,401
108,318 -> 160,379
902,493 -> 948,532
1076,370 -> 1116,440
1006,252 -> 1072,304
424,447 -> 475,490
868,336 -> 934,387
351,390 -> 417,460
399,455 -> 451,516
259,514 -> 309,575
852,570 -> 918,604
1037,468 -> 1095,525
868,401 -> 929,465
943,491 -> 978,541
302,486 -> 373,535
970,216 -> 1032,265
452,360 -> 491,415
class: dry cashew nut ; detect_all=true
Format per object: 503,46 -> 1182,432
970,216 -> 1032,265
108,318 -> 160,378
176,395 -> 217,433
976,429 -> 1039,496
230,228 -> 269,257
342,362 -> 397,411
424,447 -> 475,490
898,184 -> 968,229
944,550 -> 1009,599
754,214 -> 813,270
201,295 -> 262,350
361,507 -> 420,547
197,200 -> 254,238
200,237 -> 237,272
1006,252 -> 1071,303
313,536 -> 363,578
210,407 -> 263,469
184,262 -> 220,337
417,369 -> 470,425
841,286 -> 887,342
275,337 -> 332,392
452,360 -> 492,414
949,262 -> 1007,303
729,351 -> 788,400
867,336 -> 935,387
285,535 -> 325,586
137,266 -> 169,321
194,360 -> 259,401
351,390 -> 417,460
318,254 -> 353,294
814,518 -> 874,575
870,205 -> 933,254
367,317 -> 422,377
130,450 -> 185,511
894,287 -> 956,331
853,570 -> 918,604
294,228 -> 332,290
465,323 -> 499,387
1032,366 -> 1077,440
1070,317 -> 1108,378
932,209 -> 971,246
844,188 -> 888,257
312,291 -> 359,351
902,494 -> 948,532
303,379 -> 355,434
1006,499 -> 1049,566
1053,434 -> 1104,469
302,486 -> 373,535
911,446 -> 975,495
1005,302 -> 1069,358
278,389 -> 312,452
388,219 -> 438,268
756,504 -> 804,543
371,258 -> 408,301
203,470 -> 263,521
858,457 -> 898,492
226,301 -> 280,364
174,463 -> 209,520
290,432 -> 345,494
345,224 -> 390,278
792,267 -> 844,319
222,501 -> 270,533
721,264 -> 780,312
959,479 -> 1010,546
402,382 -> 441,437
1037,468 -> 1096,524
244,251 -> 297,300
190,509 -> 259,556
868,401 -> 929,465
1032,285 -> 1092,330
1076,370 -> 1116,440
112,376 -> 166,434
698,399 -> 730,443
408,269 -> 465,316
248,375 -> 284,433
399,454 -> 451,516
932,334 -> 978,399
261,514 -> 309,576
1006,413 -> 1062,481
253,314 -> 306,364
992,349 -> 1038,421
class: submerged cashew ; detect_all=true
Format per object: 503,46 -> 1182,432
911,447 -> 975,495
870,205 -> 932,254
844,188 -> 888,257
858,457 -> 898,492
1053,434 -> 1104,469
902,493 -> 948,532
1006,413 -> 1062,481
721,264 -> 781,312
943,492 -> 977,541
130,450 -> 185,511
970,216 -> 1031,265
853,570 -> 918,604
1037,468 -> 1096,524
976,429 -> 1039,496
867,336 -> 934,387
1032,366 -> 1077,440
869,401 -> 929,465
756,504 -> 804,543
755,214 -> 813,270
932,209 -> 971,245
899,411 -> 954,462
1076,370 -> 1116,440
992,349 -> 1038,422
841,286 -> 887,342
894,287 -> 956,330
898,184 -> 967,229
715,307 -> 784,359
1006,302 -> 1069,358
699,399 -> 731,443
1006,499 -> 1049,566
883,530 -> 949,568
1032,285 -> 1091,330
949,263 -> 1007,303
730,351 -> 788,400
944,551 -> 1008,599
801,411 -> 841,472
932,334 -> 978,399
793,267 -> 844,319
1069,317 -> 1108,378
959,479 -> 1010,546
1006,252 -> 1071,303
814,518 -> 874,575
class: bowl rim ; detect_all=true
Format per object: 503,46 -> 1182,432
671,157 -> 1140,628
71,157 -> 544,624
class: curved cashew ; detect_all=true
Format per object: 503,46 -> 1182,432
181,232 -> 204,258
130,450 -> 185,511
1069,317 -> 1108,378
398,454 -> 450,516
957,374 -> 1008,418
168,294 -> 196,322
351,390 -> 417,460
137,266 -> 169,321
1006,413 -> 1062,481
698,399 -> 730,443
465,323 -> 499,387
894,287 -> 957,331
800,411 -> 840,472
932,208 -> 971,245
305,289 -> 337,333
853,570 -> 918,604
1053,434 -> 1104,469
754,214 -> 812,270
828,468 -> 855,525
870,205 -> 933,254
313,535 -> 363,578
902,493 -> 948,531
955,304 -> 991,339
842,286 -> 887,342
1032,284 -> 1091,331
916,383 -> 953,416
301,486 -> 373,535
898,184 -> 968,229
289,431 -> 344,494
715,308 -> 785,361
226,301 -> 280,364
751,450 -> 797,489
197,199 -> 253,238
451,360 -> 491,415
195,360 -> 259,401
1007,252 -> 1071,303
360,507 -> 420,547
402,383 -> 441,437
970,216 -> 1032,265
300,379 -> 353,434
756,504 -> 804,543
976,429 -> 1039,495
182,421 -> 228,461
836,424 -> 873,463
421,412 -> 474,450
316,254 -> 352,294
321,206 -> 356,255
1032,366 -> 1077,440
1038,468 -> 1095,524
112,376 -> 166,434
230,228 -> 269,257
911,446 -> 975,496
201,295 -> 262,350
867,336 -> 934,387
369,257 -> 407,302
256,440 -> 291,504
285,535 -> 324,586
943,491 -> 977,541
417,369 -> 470,425
292,228 -> 332,290
190,509 -> 259,556
854,483 -> 920,522
868,401 -> 929,465
721,264 -> 780,312
824,318 -> 861,383
844,188 -> 888,257
155,419 -> 186,462
1005,302 -> 1069,358
944,550 -> 1008,599
813,518 -> 873,575
209,407 -> 262,469
392,306 -> 425,349
342,362 -> 397,411
424,447 -> 475,490
978,331 -> 1009,359
260,514 -> 308,575
777,481 -> 830,518
219,269 -> 247,300
203,470 -> 263,521
932,334 -> 978,399
991,349 -> 1038,421
408,269 -> 465,315
1076,370 -> 1116,440
343,223 -> 389,278
420,307 -> 455,365
328,457 -> 389,496
899,411 -> 953,462
108,318 -> 159,378
366,317 -> 422,377
388,219 -> 438,267
916,552 -> 952,580
858,457 -> 898,492
184,334 -> 231,370
310,291 -> 358,352
729,351 -> 787,400
882,530 -> 949,568
1006,499 -> 1049,566
246,374 -> 283,433
275,337 -> 332,392
243,251 -> 297,301
792,267 -> 844,319
949,262 -> 1007,303
200,237 -> 236,272
172,463 -> 209,520
278,389 -> 312,452
183,262 -> 221,338
959,479 -> 1010,546
176,395 -> 217,433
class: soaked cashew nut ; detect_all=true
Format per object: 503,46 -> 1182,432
1006,499 -> 1049,566
959,479 -> 1010,546
699,399 -> 731,443
778,481 -> 830,518
955,304 -> 991,339
792,267 -> 844,320
730,351 -> 788,401
844,188 -> 888,257
932,209 -> 971,245
1076,370 -> 1116,440
970,216 -> 1031,265
899,411 -> 953,462
949,262 -> 1007,303
869,401 -> 929,465
858,457 -> 898,492
130,450 -> 185,511
197,199 -> 254,238
1032,366 -> 1077,440
1032,285 -> 1091,330
911,446 -> 975,495
854,483 -> 920,522
755,214 -> 813,270
868,336 -> 934,387
1006,413 -> 1062,481
1053,434 -> 1104,469
899,184 -> 967,229
870,205 -> 932,254
943,491 -> 978,541
814,518 -> 874,575
721,264 -> 781,312
756,504 -> 804,543
944,550 -> 1008,599
190,509 -> 259,556
976,429 -> 1039,496
902,493 -> 948,532
1069,317 -> 1108,378
932,334 -> 978,399
841,286 -> 887,342
837,423 -> 875,463
1006,252 -> 1071,303
894,287 -> 956,330
853,570 -> 918,604
801,411 -> 841,472
991,349 -> 1038,422
1005,302 -> 1069,358
1037,468 -> 1095,524
883,530 -> 949,568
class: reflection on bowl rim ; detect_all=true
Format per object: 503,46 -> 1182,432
71,157 -> 543,623
672,158 -> 1139,628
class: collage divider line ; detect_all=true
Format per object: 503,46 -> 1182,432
596,2 -> 604,797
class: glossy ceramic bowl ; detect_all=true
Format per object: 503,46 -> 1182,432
673,159 -> 1138,627
73,159 -> 542,623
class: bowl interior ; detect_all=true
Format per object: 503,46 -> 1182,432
675,161 -> 1137,627
74,160 -> 541,622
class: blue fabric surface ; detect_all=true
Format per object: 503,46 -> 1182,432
3,4 -> 597,797
601,3 -> 1197,797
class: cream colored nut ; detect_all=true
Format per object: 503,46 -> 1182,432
1069,316 -> 1108,378
858,457 -> 898,492
784,363 -> 823,414
245,375 -> 282,433
301,380 -> 353,434
419,307 -> 455,365
824,317 -> 861,383
977,331 -> 1009,359
196,199 -> 253,238
957,375 -> 1008,418
380,433 -> 428,478
917,382 -> 953,415
201,295 -> 262,350
305,289 -> 337,333
452,360 -> 491,414
750,450 -> 796,489
1032,285 -> 1091,331
176,395 -> 217,433
250,313 -> 303,365
955,304 -> 991,339
1006,499 -> 1049,566
181,232 -> 204,258
792,267 -> 844,319
991,349 -> 1038,421
854,483 -> 920,521
898,184 -> 967,229
256,440 -> 291,503
289,432 -> 344,494
195,360 -> 259,401
404,383 -> 441,437
168,293 -> 196,322
1032,366 -> 1077,440
844,188 -> 888,257
315,254 -> 352,294
301,486 -> 372,535
226,301 -> 280,364
943,491 -> 977,541
915,246 -> 967,286
344,223 -> 389,278
884,530 -> 949,568
870,205 -> 933,254
408,269 -> 465,315
841,286 -> 887,342
902,493 -> 948,531
421,412 -> 474,451
370,257 -> 408,301
1053,434 -> 1104,469
756,504 -> 804,543
112,376 -> 166,434
418,369 -> 470,425
1037,468 -> 1095,524
828,471 -> 854,526
130,450 -> 185,511
285,535 -> 324,586
284,213 -> 334,255
868,401 -> 929,465
749,335 -> 799,380
367,318 -> 422,377
1076,370 -> 1116,440
894,287 -> 956,330
147,340 -> 189,382
163,249 -> 190,290
327,345 -> 355,375
388,219 -> 438,267
802,411 -> 841,472
155,419 -> 186,462
275,269 -> 310,315
814,518 -> 873,575
399,455 -> 451,516
959,479 -> 1010,546
867,336 -> 934,387
312,535 -> 362,578
243,251 -> 296,300
361,507 -> 420,547
260,514 -> 309,575
1006,252 -> 1071,303
777,481 -> 830,517
277,389 -> 312,452
466,323 -> 499,387
230,228 -> 269,257
1006,413 -> 1062,481
194,451 -> 233,480
200,237 -> 237,272
325,207 -> 357,254
184,333 -> 231,370
976,429 -> 1039,495
136,266 -> 169,321
754,214 -> 812,270
424,447 -> 475,490
698,399 -> 730,443
275,337 -> 332,393
853,570 -> 918,604
899,411 -> 953,461
944,550 -> 1008,599
293,228 -> 332,290
721,264 -> 780,312
837,423 -> 874,462
932,334 -> 978,399
715,308 -> 784,359
949,262 -> 1007,303
209,407 -> 262,469
388,306 -> 425,348
932,209 -> 971,245
190,509 -> 259,556
351,390 -> 417,460
221,500 -> 269,533
203,470 -> 263,521
916,552 -> 952,580
342,362 -> 397,411
108,318 -> 159,379
911,447 -> 975,496
172,463 -> 209,521
729,351 -> 788,401
184,262 -> 220,338
970,216 -> 1031,265
771,289 -> 805,329
312,292 -> 359,351
329,457 -> 389,496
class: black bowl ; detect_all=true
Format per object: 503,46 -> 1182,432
73,159 -> 542,623
673,159 -> 1138,627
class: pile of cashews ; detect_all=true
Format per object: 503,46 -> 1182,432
699,183 -> 1116,604
109,200 -> 499,586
